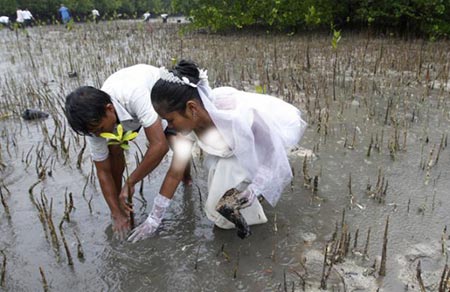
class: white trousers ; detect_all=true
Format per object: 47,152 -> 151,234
204,155 -> 268,229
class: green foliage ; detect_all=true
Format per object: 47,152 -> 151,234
66,18 -> 74,31
100,124 -> 138,151
171,0 -> 450,36
305,6 -> 321,27
255,84 -> 267,94
331,29 -> 341,49
0,0 -> 17,15
12,22 -> 20,30
117,1 -> 135,15
71,0 -> 94,14
0,0 -> 449,36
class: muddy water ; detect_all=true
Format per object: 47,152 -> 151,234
1,20 -> 450,291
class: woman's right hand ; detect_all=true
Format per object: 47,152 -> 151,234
127,215 -> 160,243
127,194 -> 172,243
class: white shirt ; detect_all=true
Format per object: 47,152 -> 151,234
16,10 -> 24,22
0,16 -> 9,24
23,10 -> 32,20
92,9 -> 99,16
87,64 -> 161,161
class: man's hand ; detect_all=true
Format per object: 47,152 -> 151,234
119,182 -> 135,213
111,212 -> 131,240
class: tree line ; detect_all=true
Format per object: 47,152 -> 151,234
172,0 -> 450,37
1,0 -> 449,37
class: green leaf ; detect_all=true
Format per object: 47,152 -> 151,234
100,132 -> 119,140
255,85 -> 263,94
331,29 -> 341,49
123,131 -> 138,141
120,144 -> 130,150
116,124 -> 124,140
107,141 -> 121,145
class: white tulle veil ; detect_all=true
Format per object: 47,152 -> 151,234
195,70 -> 305,206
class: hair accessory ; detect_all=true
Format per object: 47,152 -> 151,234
198,69 -> 208,81
159,67 -> 197,88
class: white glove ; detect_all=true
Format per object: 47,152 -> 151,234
127,194 -> 171,243
237,184 -> 259,209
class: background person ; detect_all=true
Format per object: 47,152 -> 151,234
58,4 -> 71,25
128,60 -> 307,242
92,8 -> 100,23
16,8 -> 24,28
23,8 -> 34,27
161,13 -> 168,23
0,16 -> 12,30
143,11 -> 151,22
143,11 -> 153,33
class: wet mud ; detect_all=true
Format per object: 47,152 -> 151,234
0,19 -> 450,291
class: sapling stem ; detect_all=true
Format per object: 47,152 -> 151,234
0,191 -> 10,220
438,264 -> 448,292
441,226 -> 447,255
194,244 -> 201,270
59,226 -> 73,266
233,248 -> 240,279
74,232 -> 84,260
379,216 -> 389,276
416,260 -> 426,292
39,267 -> 49,292
1,251 -> 6,287
364,227 -> 371,259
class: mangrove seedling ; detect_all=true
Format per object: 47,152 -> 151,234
100,124 -> 138,150
331,27 -> 341,101
100,124 -> 138,229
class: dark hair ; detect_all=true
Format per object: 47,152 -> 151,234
151,60 -> 203,115
65,86 -> 111,135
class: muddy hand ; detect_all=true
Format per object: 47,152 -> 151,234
216,188 -> 252,239
112,213 -> 131,241
236,185 -> 257,210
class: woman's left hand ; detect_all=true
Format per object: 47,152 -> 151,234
237,185 -> 257,209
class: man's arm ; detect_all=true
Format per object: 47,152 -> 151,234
95,152 -> 132,239
94,156 -> 123,216
127,118 -> 168,185
119,118 -> 169,209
